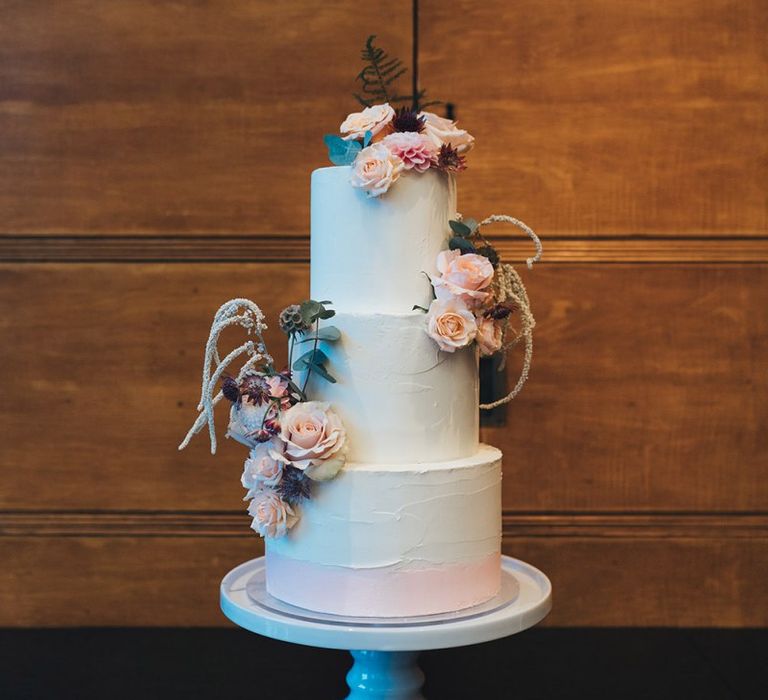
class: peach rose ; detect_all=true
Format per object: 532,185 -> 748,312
242,439 -> 285,495
433,249 -> 494,306
279,401 -> 346,481
476,316 -> 504,357
349,143 -> 404,197
248,489 -> 298,539
426,296 -> 478,352
340,103 -> 395,141
381,132 -> 436,172
419,111 -> 475,154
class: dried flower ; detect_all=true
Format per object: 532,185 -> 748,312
277,465 -> 312,505
484,302 -> 517,320
279,304 -> 310,336
436,144 -> 466,173
391,107 -> 426,133
221,376 -> 241,403
240,373 -> 270,406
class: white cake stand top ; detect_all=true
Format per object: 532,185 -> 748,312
220,555 -> 552,652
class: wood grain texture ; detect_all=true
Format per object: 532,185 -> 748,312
420,0 -> 768,236
0,262 -> 765,512
0,0 -> 411,235
3,235 -> 768,263
1,528 -> 765,626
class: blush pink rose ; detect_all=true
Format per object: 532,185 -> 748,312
349,143 -> 404,197
381,132 -> 436,172
340,103 -> 395,141
241,438 -> 285,496
248,489 -> 298,539
279,401 -> 346,481
433,249 -> 495,306
426,296 -> 478,352
476,316 -> 504,357
419,111 -> 475,154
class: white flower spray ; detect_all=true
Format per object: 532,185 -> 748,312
178,299 -> 273,454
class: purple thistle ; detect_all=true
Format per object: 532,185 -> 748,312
277,466 -> 311,504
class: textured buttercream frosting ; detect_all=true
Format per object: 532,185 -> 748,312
310,166 -> 456,314
263,166 -> 503,617
301,311 -> 479,464
266,445 -> 502,616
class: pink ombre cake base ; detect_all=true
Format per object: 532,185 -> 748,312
266,549 -> 501,618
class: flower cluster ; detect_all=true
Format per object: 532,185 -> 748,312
327,103 -> 474,197
188,299 -> 348,540
422,219 -> 519,359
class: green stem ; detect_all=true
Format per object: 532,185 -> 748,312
301,320 -> 320,396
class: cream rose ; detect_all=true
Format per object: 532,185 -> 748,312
476,316 -> 504,357
433,249 -> 494,306
426,296 -> 478,352
279,401 -> 346,481
349,143 -> 404,197
340,103 -> 395,141
419,111 -> 475,154
241,439 -> 285,495
248,489 -> 298,539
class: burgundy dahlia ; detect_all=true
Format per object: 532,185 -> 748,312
484,302 -> 517,320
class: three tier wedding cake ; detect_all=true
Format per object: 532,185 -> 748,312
179,37 -> 540,618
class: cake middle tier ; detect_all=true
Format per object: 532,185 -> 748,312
301,311 -> 479,464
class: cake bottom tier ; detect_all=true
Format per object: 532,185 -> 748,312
265,444 -> 502,617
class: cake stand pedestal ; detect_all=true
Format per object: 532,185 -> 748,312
220,555 -> 551,699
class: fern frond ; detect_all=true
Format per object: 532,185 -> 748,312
353,35 -> 442,111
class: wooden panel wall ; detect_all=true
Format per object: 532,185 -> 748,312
1,0 -> 766,627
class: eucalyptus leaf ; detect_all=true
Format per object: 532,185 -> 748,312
363,130 -> 373,147
323,134 -> 362,166
462,217 -> 479,233
293,347 -> 329,371
319,309 -> 336,320
310,361 -> 337,384
449,220 -> 472,237
299,299 -> 323,325
413,305 -> 429,313
449,236 -> 477,254
297,326 -> 341,343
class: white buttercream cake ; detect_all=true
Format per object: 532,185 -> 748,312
264,167 -> 503,617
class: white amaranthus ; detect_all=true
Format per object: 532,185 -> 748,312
178,298 -> 273,454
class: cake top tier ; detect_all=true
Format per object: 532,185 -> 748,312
310,166 -> 456,314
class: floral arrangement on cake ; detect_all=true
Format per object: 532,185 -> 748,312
418,215 -> 543,410
324,35 -> 473,197
178,299 -> 346,538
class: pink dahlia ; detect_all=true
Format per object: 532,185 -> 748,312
381,132 -> 436,172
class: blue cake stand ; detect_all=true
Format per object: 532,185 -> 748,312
221,555 -> 551,698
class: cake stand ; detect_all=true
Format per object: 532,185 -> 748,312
220,555 -> 552,698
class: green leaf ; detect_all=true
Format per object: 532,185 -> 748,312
299,299 -> 323,325
462,218 -> 479,234
297,326 -> 341,343
363,130 -> 373,147
310,361 -> 336,384
319,309 -> 336,320
449,236 -> 477,254
293,348 -> 329,371
323,134 -> 361,166
413,305 -> 429,313
449,220 -> 472,237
